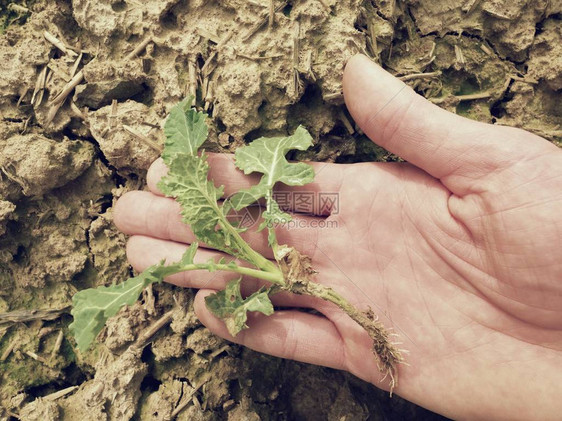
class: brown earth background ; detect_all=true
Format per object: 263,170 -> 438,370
0,0 -> 561,419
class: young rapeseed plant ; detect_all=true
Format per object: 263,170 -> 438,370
70,99 -> 404,390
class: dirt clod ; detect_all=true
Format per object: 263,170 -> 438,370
89,100 -> 163,172
0,134 -> 94,200
61,349 -> 147,420
528,19 -> 562,91
0,200 -> 15,236
186,327 -> 226,354
20,399 -> 60,421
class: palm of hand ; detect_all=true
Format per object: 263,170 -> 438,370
318,157 -> 562,409
114,55 -> 562,420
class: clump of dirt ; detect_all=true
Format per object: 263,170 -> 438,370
138,378 -> 186,421
88,100 -> 163,172
405,0 -> 554,61
1,0 -> 561,419
0,200 -> 15,236
0,21 -> 48,108
528,18 -> 562,90
0,135 -> 93,200
87,211 -> 130,287
20,398 -> 60,421
75,61 -> 148,109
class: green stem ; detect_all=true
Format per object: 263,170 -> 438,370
211,194 -> 280,276
265,190 -> 281,258
219,215 -> 280,275
171,262 -> 285,286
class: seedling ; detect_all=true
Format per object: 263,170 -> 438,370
70,99 -> 404,388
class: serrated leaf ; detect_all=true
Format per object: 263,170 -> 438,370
158,102 -> 253,259
162,97 -> 208,162
229,126 -> 315,210
70,243 -> 198,351
229,126 -> 315,247
205,278 -> 274,336
158,153 -> 238,253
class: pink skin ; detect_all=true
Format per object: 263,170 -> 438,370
114,54 -> 562,420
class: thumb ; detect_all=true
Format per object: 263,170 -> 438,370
343,54 -> 555,195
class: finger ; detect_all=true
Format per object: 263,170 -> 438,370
126,235 -> 320,308
114,191 -> 191,244
146,157 -> 168,194
194,289 -> 348,370
147,155 -> 345,215
114,190 -> 323,260
343,54 -> 557,195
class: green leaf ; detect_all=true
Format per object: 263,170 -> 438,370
229,126 -> 315,247
229,126 -> 315,210
182,240 -> 199,265
70,243 -> 198,351
205,278 -> 274,336
158,102 -> 266,266
162,97 -> 208,162
158,100 -> 234,253
159,154 -> 231,251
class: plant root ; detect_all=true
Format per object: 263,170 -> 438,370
288,280 -> 404,394
275,246 -> 404,393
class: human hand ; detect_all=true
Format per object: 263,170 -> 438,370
114,54 -> 562,420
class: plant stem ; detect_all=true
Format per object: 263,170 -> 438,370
198,169 -> 279,276
167,262 -> 285,286
217,214 -> 281,275
207,262 -> 284,284
265,190 -> 279,256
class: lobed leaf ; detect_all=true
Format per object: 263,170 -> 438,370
229,126 -> 315,247
158,101 -> 253,260
229,126 -> 315,211
205,278 -> 274,336
159,153 -> 231,251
